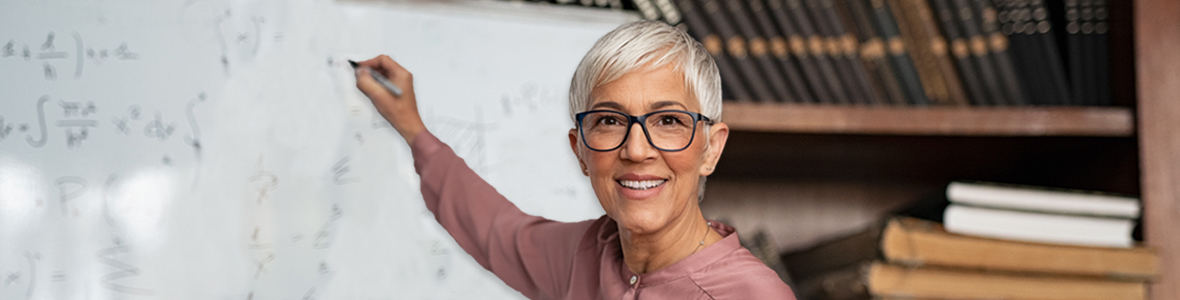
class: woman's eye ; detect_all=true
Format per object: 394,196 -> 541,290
659,116 -> 680,125
598,117 -> 622,125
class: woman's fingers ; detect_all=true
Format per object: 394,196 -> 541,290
359,55 -> 413,93
354,68 -> 395,104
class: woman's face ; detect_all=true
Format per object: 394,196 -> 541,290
569,63 -> 729,235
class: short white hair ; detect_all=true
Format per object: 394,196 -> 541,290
568,20 -> 723,123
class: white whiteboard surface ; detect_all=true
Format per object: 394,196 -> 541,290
0,0 -> 635,298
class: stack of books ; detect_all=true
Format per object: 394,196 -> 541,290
781,182 -> 1157,300
944,181 -> 1140,248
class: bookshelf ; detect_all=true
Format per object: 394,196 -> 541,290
722,103 -> 1135,136
486,0 -> 1177,297
697,1 -> 1180,299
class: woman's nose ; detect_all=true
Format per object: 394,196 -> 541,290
620,122 -> 658,162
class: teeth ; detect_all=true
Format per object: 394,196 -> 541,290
618,179 -> 667,190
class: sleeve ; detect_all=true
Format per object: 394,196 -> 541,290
411,130 -> 594,300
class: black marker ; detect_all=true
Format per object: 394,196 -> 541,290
349,60 -> 403,97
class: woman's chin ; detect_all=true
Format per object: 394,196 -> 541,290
613,207 -> 674,235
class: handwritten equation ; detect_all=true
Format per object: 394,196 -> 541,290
0,93 -> 204,154
2,32 -> 138,80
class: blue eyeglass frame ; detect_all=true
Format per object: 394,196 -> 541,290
574,109 -> 714,152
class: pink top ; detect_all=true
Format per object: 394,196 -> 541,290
412,131 -> 796,300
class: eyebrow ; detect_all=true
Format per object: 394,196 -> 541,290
590,101 -> 625,111
650,100 -> 687,110
589,100 -> 687,111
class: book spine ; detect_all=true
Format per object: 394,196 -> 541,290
867,0 -> 929,105
1029,0 -> 1073,105
696,0 -> 781,102
803,0 -> 864,104
973,0 -> 1028,105
805,0 -> 871,105
868,262 -> 1148,300
725,0 -> 799,103
1066,0 -> 1086,105
946,181 -> 1141,220
635,0 -> 664,20
768,0 -> 839,104
944,204 -> 1135,248
931,0 -> 989,106
749,0 -> 818,103
841,0 -> 907,105
832,0 -> 894,105
950,0 -> 1007,106
815,0 -> 884,105
785,0 -> 852,104
654,0 -> 684,24
888,0 -> 959,105
999,0 -> 1046,104
1093,0 -> 1110,105
677,0 -> 757,101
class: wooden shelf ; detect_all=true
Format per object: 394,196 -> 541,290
721,103 -> 1135,137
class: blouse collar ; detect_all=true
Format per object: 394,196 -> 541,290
596,217 -> 744,287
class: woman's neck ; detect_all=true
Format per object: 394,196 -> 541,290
618,211 -> 723,274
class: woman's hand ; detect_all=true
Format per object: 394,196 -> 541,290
355,55 -> 426,144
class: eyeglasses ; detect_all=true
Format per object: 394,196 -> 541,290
575,109 -> 713,152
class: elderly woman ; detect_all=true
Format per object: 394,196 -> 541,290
355,21 -> 794,299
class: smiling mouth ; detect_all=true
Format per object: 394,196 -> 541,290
617,179 -> 668,190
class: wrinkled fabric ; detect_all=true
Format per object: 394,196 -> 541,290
412,131 -> 795,300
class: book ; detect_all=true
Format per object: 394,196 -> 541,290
999,0 -> 1055,104
1092,0 -> 1110,105
694,0 -> 781,102
866,0 -> 929,105
946,181 -> 1141,218
724,0 -> 799,102
888,0 -> 969,105
782,217 -> 1158,282
837,0 -> 907,105
1024,0 -> 1073,105
677,0 -> 757,101
950,0 -> 1008,106
945,204 -> 1136,248
806,0 -> 882,104
1066,0 -> 1086,104
634,0 -> 664,20
971,0 -> 1028,105
797,262 -> 1147,300
747,0 -> 818,103
782,0 -> 852,104
930,0 -> 990,106
766,0 -> 840,104
828,0 -> 887,105
653,0 -> 683,24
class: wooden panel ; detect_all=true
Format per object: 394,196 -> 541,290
715,132 -> 1141,195
700,178 -> 930,251
1135,0 -> 1180,299
721,103 -> 1135,137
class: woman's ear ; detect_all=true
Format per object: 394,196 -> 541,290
699,122 -> 729,176
569,128 -> 589,176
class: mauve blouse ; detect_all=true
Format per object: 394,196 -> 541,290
412,130 -> 796,300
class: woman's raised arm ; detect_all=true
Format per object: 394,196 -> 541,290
354,55 -> 592,299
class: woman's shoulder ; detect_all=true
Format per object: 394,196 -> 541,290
689,247 -> 797,299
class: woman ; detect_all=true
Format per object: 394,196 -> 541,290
355,21 -> 794,299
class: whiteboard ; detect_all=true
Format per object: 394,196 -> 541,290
0,0 -> 636,298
